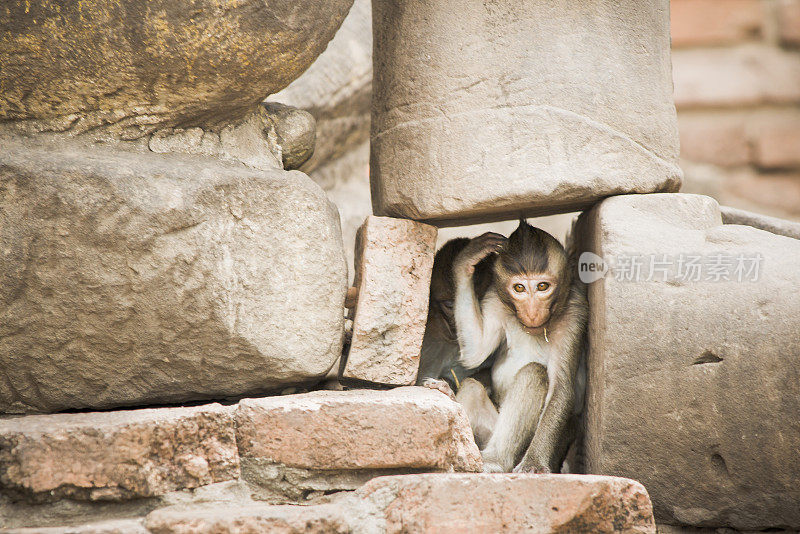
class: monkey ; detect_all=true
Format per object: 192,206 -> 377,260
451,220 -> 588,473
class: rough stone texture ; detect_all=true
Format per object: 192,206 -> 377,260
145,502 -> 351,534
235,387 -> 481,472
720,205 -> 800,240
357,474 -> 656,533
6,519 -> 148,534
267,0 -> 372,174
261,104 -> 317,171
576,194 -> 800,530
672,46 -> 800,109
0,404 -> 239,502
0,138 -> 347,413
147,102 -> 319,172
1,480 -> 254,530
370,0 -> 680,224
342,216 -> 437,385
140,473 -> 655,533
0,0 -> 353,138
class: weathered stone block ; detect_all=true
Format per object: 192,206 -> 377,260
144,473 -> 655,533
0,138 -> 347,413
145,503 -> 350,534
6,519 -> 148,534
576,194 -> 800,530
357,474 -> 656,533
342,216 -> 437,385
235,387 -> 481,472
370,0 -> 681,224
0,0 -> 353,137
0,404 -> 239,502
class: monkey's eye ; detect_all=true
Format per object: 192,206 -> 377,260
441,299 -> 454,310
512,283 -> 526,293
536,282 -> 550,291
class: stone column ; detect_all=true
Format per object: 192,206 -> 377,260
371,0 -> 682,225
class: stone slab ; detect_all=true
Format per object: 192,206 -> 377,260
575,193 -> 800,530
342,216 -> 437,385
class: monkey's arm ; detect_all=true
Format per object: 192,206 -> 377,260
454,277 -> 505,370
452,232 -> 507,369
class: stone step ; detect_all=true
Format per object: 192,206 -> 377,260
0,387 -> 479,529
144,473 -> 655,534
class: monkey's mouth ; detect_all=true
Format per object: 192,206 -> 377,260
520,316 -> 549,330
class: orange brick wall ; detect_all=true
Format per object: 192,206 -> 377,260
672,0 -> 800,219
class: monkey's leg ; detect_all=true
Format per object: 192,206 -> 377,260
481,363 -> 548,472
455,378 -> 498,450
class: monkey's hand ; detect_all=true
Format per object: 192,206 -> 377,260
454,232 -> 507,278
419,378 -> 456,401
512,458 -> 552,474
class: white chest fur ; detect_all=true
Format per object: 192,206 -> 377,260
491,315 -> 553,401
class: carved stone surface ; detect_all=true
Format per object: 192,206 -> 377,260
370,0 -> 681,224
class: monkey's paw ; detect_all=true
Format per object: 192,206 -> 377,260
419,378 -> 456,401
512,459 -> 551,474
482,461 -> 505,473
456,232 -> 508,275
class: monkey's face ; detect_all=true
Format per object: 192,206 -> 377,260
504,274 -> 557,329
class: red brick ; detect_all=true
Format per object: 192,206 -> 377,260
678,112 -> 751,166
234,387 -> 481,472
727,170 -> 800,216
748,110 -> 800,169
778,0 -> 800,46
673,46 -> 800,109
671,0 -> 763,47
0,404 -> 239,502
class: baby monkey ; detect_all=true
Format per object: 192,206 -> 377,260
419,220 -> 587,473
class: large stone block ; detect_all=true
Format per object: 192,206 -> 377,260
370,0 -> 681,224
235,387 -> 481,472
144,474 -> 656,533
0,139 -> 347,413
342,216 -> 437,386
0,0 -> 353,137
356,474 -> 656,533
0,404 -> 239,502
576,194 -> 800,530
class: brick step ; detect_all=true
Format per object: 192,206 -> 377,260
0,387 -> 479,529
